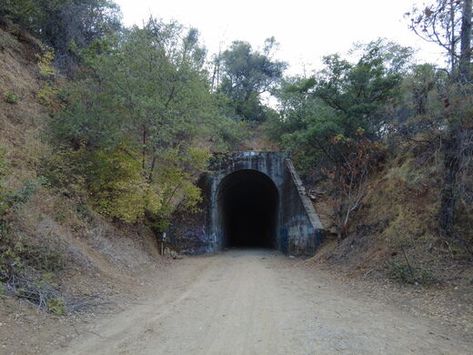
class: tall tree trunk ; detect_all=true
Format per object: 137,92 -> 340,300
460,0 -> 472,82
440,0 -> 472,239
451,0 -> 457,75
439,129 -> 461,238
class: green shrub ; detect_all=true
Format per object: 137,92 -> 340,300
41,145 -> 158,223
87,146 -> 150,223
37,84 -> 58,107
0,281 -> 5,296
39,149 -> 86,197
4,91 -> 19,104
47,297 -> 65,315
387,260 -> 436,285
0,147 -> 6,176
0,178 -> 45,216
37,50 -> 55,79
1,237 -> 64,275
0,147 -> 7,203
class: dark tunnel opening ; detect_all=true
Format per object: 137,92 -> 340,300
218,170 -> 279,249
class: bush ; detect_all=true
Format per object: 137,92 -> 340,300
86,146 -> 151,223
0,281 -> 5,296
37,84 -> 59,107
0,0 -> 121,70
47,297 -> 66,315
387,260 -> 436,285
37,50 -> 55,79
43,145 -> 150,223
0,178 -> 45,216
0,225 -> 65,313
39,149 -> 85,197
3,91 -> 19,104
0,147 -> 7,198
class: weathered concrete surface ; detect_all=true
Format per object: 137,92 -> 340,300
170,151 -> 324,256
281,159 -> 324,255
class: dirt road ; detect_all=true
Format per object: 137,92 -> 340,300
58,250 -> 472,354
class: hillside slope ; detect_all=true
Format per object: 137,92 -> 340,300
0,22 -> 169,353
308,142 -> 473,334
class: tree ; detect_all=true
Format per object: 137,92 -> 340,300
408,0 -> 472,80
408,0 -> 462,74
459,0 -> 472,82
325,133 -> 384,239
0,0 -> 122,70
408,1 -> 472,242
274,40 -> 412,160
51,19 -> 218,225
312,40 -> 412,138
217,38 -> 287,121
269,41 -> 410,237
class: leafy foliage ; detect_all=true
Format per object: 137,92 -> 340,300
37,50 -> 56,78
0,175 -> 64,313
0,148 -> 7,211
3,91 -> 19,104
325,133 -> 385,239
217,38 -> 287,121
267,40 -> 414,239
49,19 -> 223,225
0,0 -> 122,69
85,146 -> 151,223
314,40 -> 412,135
388,260 -> 436,285
273,40 -> 411,172
47,297 -> 66,315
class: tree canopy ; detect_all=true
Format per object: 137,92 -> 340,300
217,38 -> 287,121
1,0 -> 122,68
49,19 -> 237,226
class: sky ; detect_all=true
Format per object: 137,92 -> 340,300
114,0 -> 444,75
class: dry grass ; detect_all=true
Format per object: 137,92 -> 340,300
311,139 -> 472,287
0,26 -> 50,190
0,23 -> 164,318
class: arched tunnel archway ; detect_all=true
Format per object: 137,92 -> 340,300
218,169 -> 279,248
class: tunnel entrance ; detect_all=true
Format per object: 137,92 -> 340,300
218,169 -> 279,248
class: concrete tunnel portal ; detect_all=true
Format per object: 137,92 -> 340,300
218,169 -> 279,249
168,152 -> 324,256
